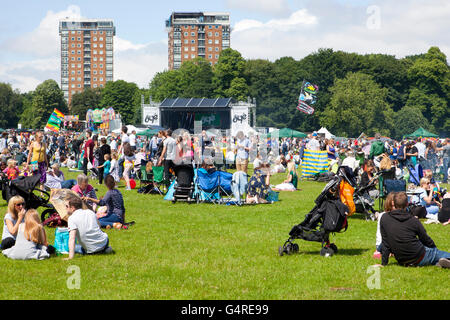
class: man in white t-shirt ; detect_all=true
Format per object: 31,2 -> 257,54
414,138 -> 426,160
129,130 -> 137,151
64,193 -> 112,260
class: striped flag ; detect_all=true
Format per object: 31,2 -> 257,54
301,149 -> 328,178
45,108 -> 65,132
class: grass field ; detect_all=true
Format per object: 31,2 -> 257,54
0,168 -> 449,300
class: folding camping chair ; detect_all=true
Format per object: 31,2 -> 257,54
151,166 -> 169,195
194,169 -> 221,204
138,161 -> 154,194
378,169 -> 406,210
217,170 -> 234,204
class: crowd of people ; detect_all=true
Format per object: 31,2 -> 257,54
0,126 -> 448,264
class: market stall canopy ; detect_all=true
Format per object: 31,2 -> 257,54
317,127 -> 335,139
267,128 -> 307,138
404,127 -> 439,138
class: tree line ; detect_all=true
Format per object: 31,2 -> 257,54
1,46 -> 448,138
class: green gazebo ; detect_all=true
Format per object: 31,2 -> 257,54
267,128 -> 307,138
404,127 -> 439,138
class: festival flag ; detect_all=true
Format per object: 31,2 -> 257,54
45,108 -> 65,132
296,80 -> 319,115
301,149 -> 328,178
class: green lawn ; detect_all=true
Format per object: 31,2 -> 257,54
1,168 -> 449,300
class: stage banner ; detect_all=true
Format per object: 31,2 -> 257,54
142,107 -> 160,126
231,106 -> 250,136
301,149 -> 329,178
194,113 -> 220,127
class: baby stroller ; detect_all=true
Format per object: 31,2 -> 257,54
0,173 -> 62,227
353,171 -> 383,221
279,166 -> 355,257
172,164 -> 195,203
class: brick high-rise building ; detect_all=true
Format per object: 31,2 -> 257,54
59,19 -> 115,106
165,12 -> 230,70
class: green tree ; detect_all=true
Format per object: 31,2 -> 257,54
406,47 -> 450,135
213,48 -> 246,96
178,58 -> 214,98
225,77 -> 249,101
148,70 -> 182,102
320,72 -> 394,137
0,83 -> 25,128
70,87 -> 103,120
99,80 -> 140,124
393,106 -> 432,139
22,80 -> 67,129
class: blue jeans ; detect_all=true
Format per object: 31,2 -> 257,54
443,157 -> 449,183
417,247 -> 450,267
118,157 -> 124,178
425,205 -> 440,216
61,179 -> 77,189
98,214 -> 122,228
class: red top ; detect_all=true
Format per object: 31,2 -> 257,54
84,139 -> 94,162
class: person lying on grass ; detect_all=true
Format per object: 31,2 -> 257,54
378,191 -> 450,268
82,174 -> 125,230
64,193 -> 112,260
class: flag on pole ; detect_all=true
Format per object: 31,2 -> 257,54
301,149 -> 328,178
45,108 -> 65,132
296,80 -> 319,115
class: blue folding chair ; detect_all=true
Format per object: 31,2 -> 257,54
194,169 -> 220,203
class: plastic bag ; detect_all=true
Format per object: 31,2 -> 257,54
54,227 -> 70,254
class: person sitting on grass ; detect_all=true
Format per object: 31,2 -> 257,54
272,159 -> 298,192
379,191 -> 450,268
83,174 -> 125,230
373,191 -> 396,259
2,209 -> 55,260
246,162 -> 271,204
71,173 -> 98,211
45,163 -> 77,190
1,196 -> 26,250
64,193 -> 112,260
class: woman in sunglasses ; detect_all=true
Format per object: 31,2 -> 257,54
1,196 -> 26,250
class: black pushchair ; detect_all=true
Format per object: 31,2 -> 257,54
353,171 -> 383,221
279,167 -> 355,257
172,164 -> 195,203
0,173 -> 62,226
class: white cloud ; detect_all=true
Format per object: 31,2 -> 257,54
1,5 -> 82,57
115,37 -> 147,52
231,0 -> 450,62
114,41 -> 168,88
226,0 -> 291,16
233,9 -> 317,33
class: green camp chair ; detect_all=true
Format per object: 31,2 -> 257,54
139,165 -> 153,191
151,166 -> 167,195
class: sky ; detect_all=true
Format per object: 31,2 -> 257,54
0,0 -> 449,93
